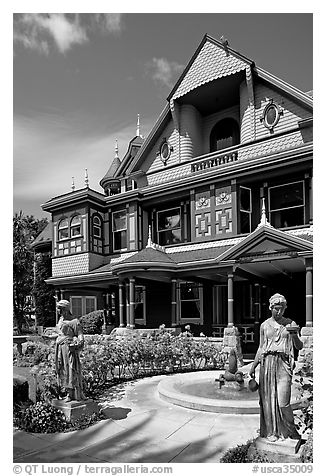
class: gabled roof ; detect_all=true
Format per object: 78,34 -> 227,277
125,34 -> 313,177
168,34 -> 253,102
30,222 -> 52,250
115,135 -> 144,177
218,224 -> 313,262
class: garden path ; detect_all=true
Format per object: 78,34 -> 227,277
13,373 -> 260,463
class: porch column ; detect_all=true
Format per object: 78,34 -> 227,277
126,282 -> 130,327
129,278 -> 135,329
227,273 -> 234,327
55,290 -> 60,324
118,282 -> 125,327
305,263 -> 313,327
171,279 -> 177,326
254,283 -> 261,341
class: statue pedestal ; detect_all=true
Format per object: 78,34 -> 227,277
250,437 -> 303,462
52,398 -> 99,422
222,326 -> 244,366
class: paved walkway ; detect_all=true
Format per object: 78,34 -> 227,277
13,373 -> 260,463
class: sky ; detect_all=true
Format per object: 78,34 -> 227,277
13,11 -> 313,219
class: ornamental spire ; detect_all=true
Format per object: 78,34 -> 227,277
257,198 -> 272,229
84,168 -> 89,188
146,225 -> 166,252
115,139 -> 119,159
71,176 -> 75,192
136,114 -> 140,137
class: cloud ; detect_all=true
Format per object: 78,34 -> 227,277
147,57 -> 184,88
13,13 -> 124,55
93,13 -> 123,34
13,13 -> 88,54
13,112 -> 153,217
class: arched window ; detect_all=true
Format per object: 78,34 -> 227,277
58,218 -> 69,240
93,215 -> 102,238
70,215 -> 82,237
92,214 -> 103,253
210,118 -> 240,152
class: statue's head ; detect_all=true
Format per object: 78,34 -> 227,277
269,293 -> 287,311
57,300 -> 71,316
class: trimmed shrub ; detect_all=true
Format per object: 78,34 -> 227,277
301,431 -> 313,462
80,310 -> 104,335
220,440 -> 275,463
15,401 -> 68,433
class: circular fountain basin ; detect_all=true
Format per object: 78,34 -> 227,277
158,370 -> 259,414
158,371 -> 304,415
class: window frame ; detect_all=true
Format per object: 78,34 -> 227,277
134,285 -> 146,325
112,209 -> 128,252
156,206 -> 182,246
239,186 -> 252,234
91,214 -> 103,253
70,295 -> 97,318
58,218 -> 69,241
70,215 -> 82,238
177,280 -> 203,324
268,180 -> 305,228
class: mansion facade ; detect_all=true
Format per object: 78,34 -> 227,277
33,35 -> 313,353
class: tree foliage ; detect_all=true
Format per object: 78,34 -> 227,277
33,252 -> 56,327
13,211 -> 48,332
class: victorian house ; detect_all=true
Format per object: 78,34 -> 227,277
36,34 -> 313,353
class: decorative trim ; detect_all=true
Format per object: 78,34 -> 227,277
157,138 -> 173,166
260,99 -> 283,133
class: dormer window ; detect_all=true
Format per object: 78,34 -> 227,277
210,118 -> 240,152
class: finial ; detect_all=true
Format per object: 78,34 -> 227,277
115,139 -> 119,159
71,177 -> 75,192
220,35 -> 229,48
136,114 -> 140,137
84,168 -> 89,188
146,225 -> 152,248
257,198 -> 272,228
146,225 -> 166,252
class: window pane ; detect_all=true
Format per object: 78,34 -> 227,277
240,212 -> 251,233
85,298 -> 96,314
71,298 -> 82,318
269,182 -> 304,211
93,216 -> 101,225
240,187 -> 251,212
180,282 -> 200,301
59,219 -> 68,229
114,230 -> 127,250
93,225 -> 101,238
158,229 -> 181,246
157,209 -> 180,231
181,301 -> 200,320
266,106 -> 277,126
113,211 -> 127,231
58,229 -> 69,240
71,216 -> 81,225
71,225 -> 81,236
270,208 -> 304,228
